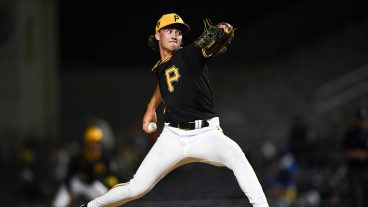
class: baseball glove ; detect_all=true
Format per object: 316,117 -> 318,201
194,18 -> 236,58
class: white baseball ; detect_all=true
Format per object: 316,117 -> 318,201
147,122 -> 157,133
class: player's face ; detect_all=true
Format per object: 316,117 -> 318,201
156,28 -> 182,52
86,141 -> 101,151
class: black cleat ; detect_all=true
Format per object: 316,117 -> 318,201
80,204 -> 87,207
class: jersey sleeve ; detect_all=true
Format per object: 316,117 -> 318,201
181,43 -> 208,69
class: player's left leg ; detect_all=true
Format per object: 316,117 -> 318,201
184,129 -> 269,207
86,128 -> 186,207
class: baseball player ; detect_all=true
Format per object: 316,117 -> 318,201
52,126 -> 118,207
81,13 -> 269,207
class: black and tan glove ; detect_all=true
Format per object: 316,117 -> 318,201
194,18 -> 236,58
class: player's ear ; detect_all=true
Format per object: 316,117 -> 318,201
155,32 -> 160,41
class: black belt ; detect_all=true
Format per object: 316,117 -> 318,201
169,120 -> 209,130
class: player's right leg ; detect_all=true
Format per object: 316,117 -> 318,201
185,129 -> 269,207
86,129 -> 185,207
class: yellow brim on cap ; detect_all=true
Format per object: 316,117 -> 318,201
155,13 -> 190,33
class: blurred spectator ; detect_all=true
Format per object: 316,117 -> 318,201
17,137 -> 42,200
264,144 -> 298,207
341,107 -> 368,207
86,115 -> 116,157
16,134 -> 60,204
52,126 -> 119,207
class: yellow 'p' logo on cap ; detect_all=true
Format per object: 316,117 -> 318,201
155,13 -> 190,33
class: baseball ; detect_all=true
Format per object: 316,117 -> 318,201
147,122 -> 157,133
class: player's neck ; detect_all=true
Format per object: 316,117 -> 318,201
159,49 -> 173,61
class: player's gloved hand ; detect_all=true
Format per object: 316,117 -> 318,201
194,18 -> 236,58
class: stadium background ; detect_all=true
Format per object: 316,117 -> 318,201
0,0 -> 368,206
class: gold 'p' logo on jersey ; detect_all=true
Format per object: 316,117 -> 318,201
165,66 -> 181,92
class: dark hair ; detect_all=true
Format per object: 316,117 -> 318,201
147,35 -> 159,52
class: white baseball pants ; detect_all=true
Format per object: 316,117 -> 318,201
87,117 -> 269,207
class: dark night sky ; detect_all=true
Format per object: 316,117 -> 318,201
58,1 -> 367,69
58,1 -> 296,67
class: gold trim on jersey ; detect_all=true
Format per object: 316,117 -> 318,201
152,60 -> 162,71
151,56 -> 172,71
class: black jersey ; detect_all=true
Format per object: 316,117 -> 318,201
152,43 -> 218,123
64,150 -> 116,190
